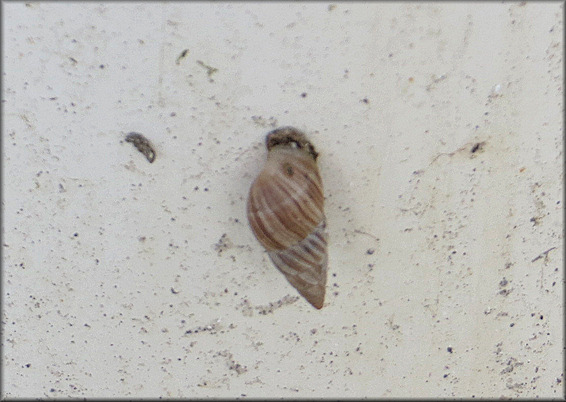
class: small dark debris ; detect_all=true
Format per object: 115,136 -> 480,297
196,60 -> 218,78
447,347 -> 453,353
366,248 -> 375,255
176,49 -> 190,65
214,233 -> 232,255
171,287 -> 180,294
301,92 -> 307,98
125,132 -> 156,163
361,98 -> 369,104
470,142 -> 485,154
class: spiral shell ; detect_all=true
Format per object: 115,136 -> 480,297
247,127 -> 328,309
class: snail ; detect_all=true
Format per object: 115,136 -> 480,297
247,127 -> 328,309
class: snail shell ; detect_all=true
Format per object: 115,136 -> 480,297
247,127 -> 328,309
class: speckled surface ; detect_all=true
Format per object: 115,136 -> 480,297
2,2 -> 563,398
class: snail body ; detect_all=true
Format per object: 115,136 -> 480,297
247,127 -> 328,309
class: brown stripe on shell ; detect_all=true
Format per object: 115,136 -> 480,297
275,148 -> 324,208
248,175 -> 312,250
247,146 -> 324,251
264,173 -> 317,233
273,178 -> 319,229
255,176 -> 309,242
283,230 -> 327,267
247,186 -> 291,250
276,167 -> 323,221
268,148 -> 323,212
269,149 -> 324,223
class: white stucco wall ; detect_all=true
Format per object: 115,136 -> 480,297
2,2 -> 563,398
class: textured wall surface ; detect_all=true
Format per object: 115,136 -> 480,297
2,2 -> 563,398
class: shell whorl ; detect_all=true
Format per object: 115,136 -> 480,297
247,127 -> 328,309
268,219 -> 328,309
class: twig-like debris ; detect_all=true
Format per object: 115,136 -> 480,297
531,247 -> 556,262
354,229 -> 380,243
196,60 -> 218,77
